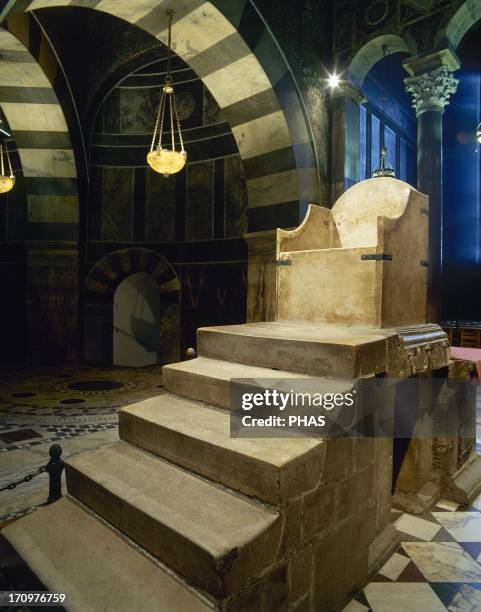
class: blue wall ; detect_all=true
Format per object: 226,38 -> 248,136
345,53 -> 417,191
442,68 -> 481,320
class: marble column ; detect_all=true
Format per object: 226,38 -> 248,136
403,50 -> 460,323
330,83 -> 366,203
243,230 -> 278,322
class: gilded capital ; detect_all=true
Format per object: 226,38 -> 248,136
404,66 -> 459,116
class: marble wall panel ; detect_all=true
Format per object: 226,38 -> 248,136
176,80 -> 203,129
88,166 -> 103,241
0,172 -> 26,242
203,54 -> 272,109
158,4 -> 236,61
189,32 -> 250,79
232,110 -> 292,160
246,168 -> 299,209
203,86 -> 225,125
26,244 -> 79,364
101,167 -> 134,242
103,89 -> 121,134
94,0 -> 156,23
185,161 -> 213,241
0,61 -> 51,88
120,88 -> 158,134
27,194 -> 79,223
146,170 -> 175,243
19,148 -> 76,178
120,81 -> 202,135
224,155 -> 247,238
1,102 -> 68,132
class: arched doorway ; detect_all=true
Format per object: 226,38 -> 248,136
113,272 -> 160,367
84,248 -> 181,366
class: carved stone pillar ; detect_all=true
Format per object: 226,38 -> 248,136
403,50 -> 460,323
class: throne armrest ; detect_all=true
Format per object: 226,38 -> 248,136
276,204 -> 340,258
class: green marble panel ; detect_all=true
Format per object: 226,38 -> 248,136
101,167 -> 133,242
224,155 -> 247,238
185,161 -> 213,241
145,170 -> 175,243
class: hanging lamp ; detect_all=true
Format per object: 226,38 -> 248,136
147,9 -> 186,178
0,142 -> 15,194
476,122 -> 481,144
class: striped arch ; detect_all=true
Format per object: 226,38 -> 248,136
0,21 -> 79,238
1,0 -> 319,231
347,34 -> 417,86
85,248 -> 180,299
84,248 -> 180,365
445,0 -> 481,49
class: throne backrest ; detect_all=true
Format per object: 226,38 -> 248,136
331,178 -> 412,248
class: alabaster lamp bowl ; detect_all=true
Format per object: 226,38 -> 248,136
147,149 -> 187,178
0,174 -> 15,194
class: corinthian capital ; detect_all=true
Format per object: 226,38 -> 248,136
404,66 -> 459,116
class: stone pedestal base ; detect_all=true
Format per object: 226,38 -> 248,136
368,523 -> 400,575
392,480 -> 441,514
441,452 -> 481,506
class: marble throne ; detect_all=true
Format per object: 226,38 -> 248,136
277,177 -> 429,327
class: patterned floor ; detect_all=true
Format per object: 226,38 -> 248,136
1,367 -> 481,610
0,365 -> 165,522
345,494 -> 481,610
0,365 -> 164,452
344,388 -> 481,611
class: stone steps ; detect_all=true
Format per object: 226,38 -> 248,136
197,322 -> 387,377
162,355 -> 310,408
1,497 -> 214,612
65,440 -> 281,598
119,393 -> 324,505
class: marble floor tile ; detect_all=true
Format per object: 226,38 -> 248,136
471,492 -> 481,512
378,552 -> 411,580
342,600 -> 370,611
394,514 -> 442,541
436,499 -> 461,512
364,583 -> 445,611
433,513 -> 481,542
402,542 -> 481,582
448,584 -> 481,610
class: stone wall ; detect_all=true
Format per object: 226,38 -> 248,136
224,437 -> 395,611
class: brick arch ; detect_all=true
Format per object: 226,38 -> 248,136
0,24 -> 79,236
347,33 -> 417,87
0,0 -> 319,229
84,248 -> 180,365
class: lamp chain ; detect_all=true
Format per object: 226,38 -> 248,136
165,9 -> 173,84
157,91 -> 166,150
0,144 -> 4,177
6,143 -> 12,176
172,93 -> 185,152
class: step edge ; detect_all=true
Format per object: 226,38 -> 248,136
65,441 -> 280,543
2,496 -> 217,611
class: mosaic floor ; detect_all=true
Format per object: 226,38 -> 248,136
0,365 -> 165,522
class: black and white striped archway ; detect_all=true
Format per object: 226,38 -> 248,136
0,0 -> 319,230
84,248 -> 181,365
0,22 -> 79,238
